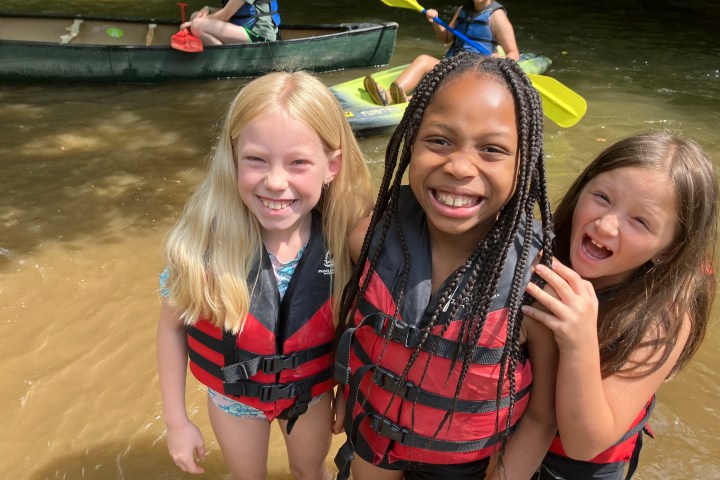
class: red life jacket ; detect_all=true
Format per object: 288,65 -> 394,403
547,396 -> 655,466
186,211 -> 334,429
334,187 -> 540,472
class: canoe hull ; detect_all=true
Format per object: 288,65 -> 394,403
332,53 -> 552,136
0,14 -> 398,83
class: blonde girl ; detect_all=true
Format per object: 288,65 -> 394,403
157,71 -> 373,479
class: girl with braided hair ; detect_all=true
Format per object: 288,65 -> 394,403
524,132 -> 718,479
334,51 -> 558,480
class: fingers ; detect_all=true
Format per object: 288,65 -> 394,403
521,302 -> 559,330
173,453 -> 204,474
332,417 -> 345,434
534,260 -> 593,304
195,442 -> 206,461
524,281 -> 565,319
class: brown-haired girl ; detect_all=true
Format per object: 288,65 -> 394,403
524,132 -> 718,479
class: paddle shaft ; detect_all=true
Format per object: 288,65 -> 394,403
178,2 -> 188,24
423,9 -> 491,56
381,0 -> 587,127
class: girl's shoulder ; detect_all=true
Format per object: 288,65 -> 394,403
349,215 -> 372,264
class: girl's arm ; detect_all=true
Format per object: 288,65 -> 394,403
332,386 -> 346,434
209,0 -> 247,22
157,302 -> 206,474
426,7 -> 460,44
489,9 -> 520,60
486,316 -> 558,479
523,260 -> 691,459
348,215 -> 372,263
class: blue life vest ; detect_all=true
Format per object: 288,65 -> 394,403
225,0 -> 281,28
445,1 -> 505,58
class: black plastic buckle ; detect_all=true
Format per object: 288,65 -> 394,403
372,315 -> 413,347
369,414 -> 408,443
262,353 -> 299,374
259,383 -> 297,402
371,367 -> 417,401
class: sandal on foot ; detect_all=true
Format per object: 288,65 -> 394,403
364,75 -> 389,106
389,81 -> 408,104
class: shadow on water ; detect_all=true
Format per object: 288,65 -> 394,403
26,436 -> 232,480
0,81 -> 247,265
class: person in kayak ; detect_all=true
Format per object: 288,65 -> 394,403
364,0 -> 519,105
157,71 -> 373,478
182,0 -> 281,44
523,132 -> 718,480
334,52 -> 557,480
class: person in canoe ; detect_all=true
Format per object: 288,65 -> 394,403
182,0 -> 281,44
157,71 -> 373,478
365,0 -> 519,105
522,132 -> 718,479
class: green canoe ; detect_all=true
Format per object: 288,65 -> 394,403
332,53 -> 552,137
0,13 -> 398,83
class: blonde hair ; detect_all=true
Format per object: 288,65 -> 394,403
164,71 -> 373,333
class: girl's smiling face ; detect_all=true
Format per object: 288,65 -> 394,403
570,166 -> 679,290
409,73 -> 519,249
235,110 -> 340,243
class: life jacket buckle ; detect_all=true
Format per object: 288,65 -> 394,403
372,366 -> 417,401
262,353 -> 299,374
373,315 -> 414,347
259,382 -> 297,402
369,413 -> 409,444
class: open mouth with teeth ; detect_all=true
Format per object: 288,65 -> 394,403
260,197 -> 294,210
433,190 -> 482,208
582,234 -> 613,260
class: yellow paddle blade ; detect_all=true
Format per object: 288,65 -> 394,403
380,0 -> 425,13
528,74 -> 587,128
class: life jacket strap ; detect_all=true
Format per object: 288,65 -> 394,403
334,440 -> 356,480
222,368 -> 331,400
222,342 -> 332,381
612,396 -> 655,446
371,365 -> 531,413
367,412 -> 510,453
358,312 -> 506,364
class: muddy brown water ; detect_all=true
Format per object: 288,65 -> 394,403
1,0 -> 719,478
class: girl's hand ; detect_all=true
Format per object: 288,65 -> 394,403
331,387 -> 346,434
522,259 -> 599,352
425,9 -> 439,22
166,420 -> 206,474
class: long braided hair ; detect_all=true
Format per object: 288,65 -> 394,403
338,52 -> 553,455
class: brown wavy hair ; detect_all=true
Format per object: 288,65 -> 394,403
553,131 -> 718,378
